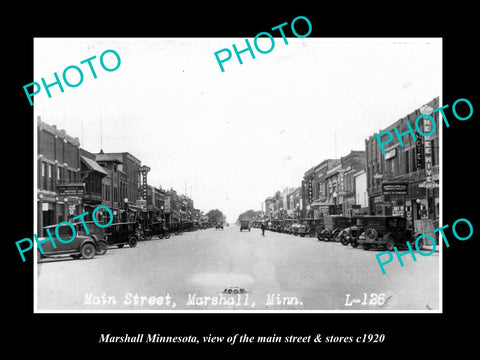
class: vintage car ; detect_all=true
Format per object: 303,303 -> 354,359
38,223 -> 103,261
267,220 -> 279,232
291,223 -> 302,236
215,222 -> 224,230
104,222 -> 138,248
297,219 -> 318,237
285,221 -> 298,234
140,221 -> 171,240
357,216 -> 416,251
317,215 -> 353,242
72,220 -> 108,255
239,219 -> 251,232
337,217 -> 366,247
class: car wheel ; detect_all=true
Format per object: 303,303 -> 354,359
117,244 -> 124,248
351,242 -> 359,248
385,236 -> 395,251
81,243 -> 96,259
97,241 -> 108,255
363,245 -> 370,251
340,234 -> 349,246
129,236 -> 138,248
165,233 -> 171,239
364,228 -> 378,241
146,234 -> 152,241
317,233 -> 323,241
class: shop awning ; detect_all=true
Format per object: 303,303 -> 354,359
81,156 -> 108,175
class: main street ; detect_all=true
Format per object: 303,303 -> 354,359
37,226 -> 439,311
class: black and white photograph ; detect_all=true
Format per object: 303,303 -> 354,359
32,37 -> 442,312
7,4 -> 480,354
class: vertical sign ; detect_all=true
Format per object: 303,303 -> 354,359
140,165 -> 151,200
415,134 -> 423,169
308,179 -> 313,204
420,105 -> 434,184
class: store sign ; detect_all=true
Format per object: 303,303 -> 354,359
139,165 -> 151,200
423,118 -> 433,183
57,184 -> 84,196
415,134 -> 423,169
384,148 -> 397,160
382,182 -> 408,195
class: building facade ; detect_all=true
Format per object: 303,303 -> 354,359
305,159 -> 340,218
353,169 -> 368,214
365,97 -> 440,235
37,118 -> 82,233
95,151 -> 141,222
79,148 -> 107,221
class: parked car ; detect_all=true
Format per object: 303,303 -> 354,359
140,221 -> 171,240
38,224 -> 102,261
215,222 -> 224,230
338,217 -> 366,247
317,215 -> 353,242
239,219 -> 251,231
357,216 -> 417,251
71,220 -> 108,255
104,222 -> 138,248
284,221 -> 297,234
291,223 -> 302,236
297,219 -> 317,237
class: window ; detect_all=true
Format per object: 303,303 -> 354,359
41,162 -> 46,177
405,150 -> 410,174
57,166 -> 61,181
412,150 -> 417,172
48,164 -> 53,178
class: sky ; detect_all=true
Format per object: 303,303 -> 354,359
33,38 -> 442,222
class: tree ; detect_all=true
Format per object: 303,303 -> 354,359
237,209 -> 263,223
206,209 -> 226,224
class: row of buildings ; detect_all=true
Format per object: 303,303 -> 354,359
263,97 -> 440,235
36,116 -> 202,234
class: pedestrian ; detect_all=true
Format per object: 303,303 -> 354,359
261,222 -> 266,237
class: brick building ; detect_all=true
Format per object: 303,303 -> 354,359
365,97 -> 440,235
37,117 -> 82,233
304,159 -> 340,218
95,151 -> 141,222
